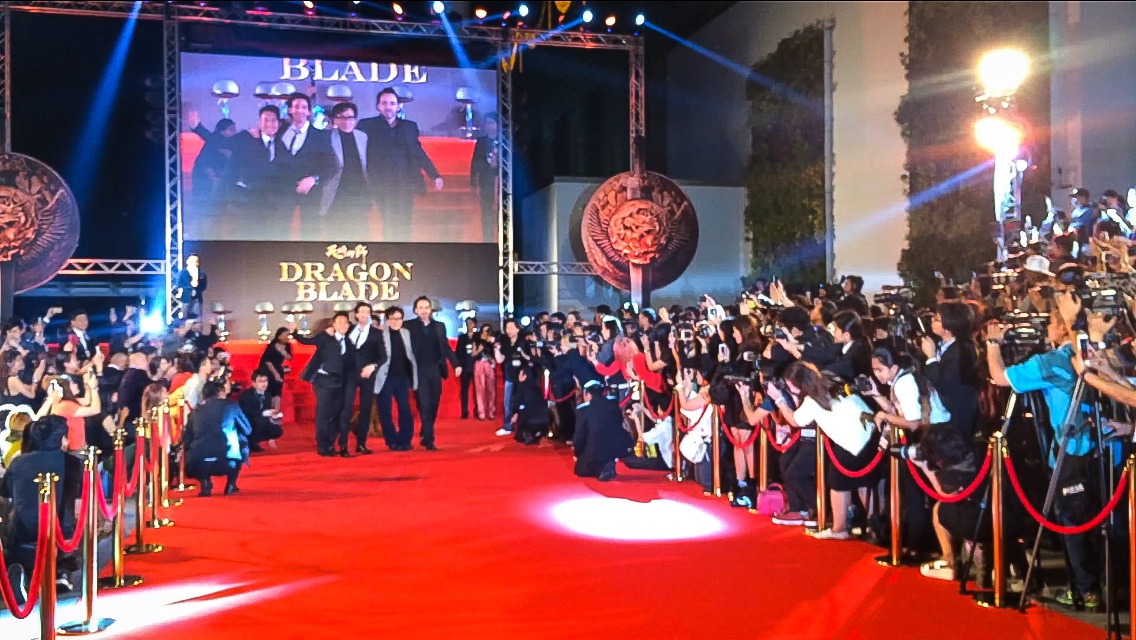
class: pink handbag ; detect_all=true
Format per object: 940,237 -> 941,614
756,483 -> 787,516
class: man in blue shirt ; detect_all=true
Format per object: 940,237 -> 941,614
985,305 -> 1099,609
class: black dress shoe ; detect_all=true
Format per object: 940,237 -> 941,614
422,443 -> 438,451
318,448 -> 335,457
199,478 -> 213,497
249,442 -> 265,453
338,449 -> 351,458
224,484 -> 240,496
355,445 -> 374,455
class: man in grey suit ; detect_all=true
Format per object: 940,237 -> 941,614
373,305 -> 419,451
318,102 -> 374,220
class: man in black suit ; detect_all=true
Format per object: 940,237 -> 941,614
357,87 -> 443,242
277,92 -> 335,219
227,104 -> 282,217
319,102 -> 374,220
293,311 -> 354,457
344,302 -> 386,454
469,113 -> 499,243
238,369 -> 285,452
403,296 -> 459,450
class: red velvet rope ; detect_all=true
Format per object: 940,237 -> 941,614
124,438 -> 145,497
0,501 -> 50,618
96,447 -> 127,520
824,438 -> 886,479
904,448 -> 993,503
677,404 -> 709,433
54,471 -> 91,553
1003,454 -> 1129,535
642,395 -> 675,422
722,422 -> 760,448
619,394 -> 633,408
764,426 -> 800,453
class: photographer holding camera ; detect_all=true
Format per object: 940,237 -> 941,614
766,361 -> 878,540
921,301 -> 982,438
984,298 -> 1102,609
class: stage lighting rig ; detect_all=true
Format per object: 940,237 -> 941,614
474,7 -> 487,19
604,14 -> 615,27
635,13 -> 645,26
302,0 -> 314,8
392,2 -> 404,15
518,3 -> 530,17
582,8 -> 592,22
432,1 -> 445,14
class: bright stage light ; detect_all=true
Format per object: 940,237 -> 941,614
432,1 -> 445,15
474,7 -> 487,19
582,8 -> 592,22
635,13 -> 645,26
392,2 -> 404,15
977,48 -> 1029,99
974,115 -> 1023,159
302,0 -> 314,8
604,14 -> 615,26
548,497 -> 727,541
140,309 -> 166,336
518,3 -> 529,17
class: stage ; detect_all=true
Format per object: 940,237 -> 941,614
0,414 -> 1101,639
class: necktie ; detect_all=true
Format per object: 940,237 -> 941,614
265,138 -> 273,162
258,393 -> 264,411
289,129 -> 301,155
337,335 -> 345,355
355,328 -> 365,349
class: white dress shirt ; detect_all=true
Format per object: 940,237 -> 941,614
350,324 -> 370,349
282,120 -> 311,156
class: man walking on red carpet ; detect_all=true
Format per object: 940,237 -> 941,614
403,297 -> 459,451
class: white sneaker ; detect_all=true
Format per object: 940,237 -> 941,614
810,528 -> 851,540
495,428 -> 512,437
919,559 -> 955,581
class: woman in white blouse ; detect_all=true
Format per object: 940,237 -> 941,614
767,361 -> 878,540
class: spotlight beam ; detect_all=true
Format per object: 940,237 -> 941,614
642,20 -> 819,111
66,1 -> 142,203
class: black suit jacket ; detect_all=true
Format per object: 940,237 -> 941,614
237,387 -> 270,423
275,124 -> 335,202
346,323 -> 386,378
470,136 -> 496,191
403,317 -> 458,380
227,130 -> 282,211
294,332 -> 353,388
356,116 -> 439,196
924,340 -> 981,433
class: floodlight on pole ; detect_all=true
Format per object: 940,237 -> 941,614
977,48 -> 1029,100
974,116 -> 1023,160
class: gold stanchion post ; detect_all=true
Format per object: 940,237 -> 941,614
814,430 -> 828,532
159,401 -> 182,509
126,419 -> 163,555
38,473 -> 59,640
175,398 -> 195,492
876,424 -> 904,566
708,403 -> 721,497
58,447 -> 115,635
144,409 -> 173,529
758,419 -> 769,492
670,387 -> 683,482
99,428 -> 144,588
976,432 -> 1006,608
1129,456 -> 1135,640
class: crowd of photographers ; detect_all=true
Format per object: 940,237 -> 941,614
0,305 -> 275,605
487,238 -> 1136,612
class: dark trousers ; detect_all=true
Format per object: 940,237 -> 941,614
478,183 -> 496,243
249,416 -> 284,445
377,376 -> 414,447
416,374 -> 443,447
342,375 -> 376,448
781,438 -> 817,513
189,459 -> 241,489
459,369 -> 474,418
377,190 -> 414,242
313,380 -> 345,452
555,398 -> 576,441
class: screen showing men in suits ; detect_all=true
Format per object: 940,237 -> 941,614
180,53 -> 499,244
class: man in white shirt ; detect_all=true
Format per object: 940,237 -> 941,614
277,92 -> 334,218
182,354 -> 214,410
343,302 -> 385,454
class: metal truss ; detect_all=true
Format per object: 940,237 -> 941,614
163,8 -> 184,322
514,261 -> 597,276
497,43 -> 514,323
628,38 -> 645,169
508,28 -> 637,51
58,259 -> 166,275
21,281 -> 159,298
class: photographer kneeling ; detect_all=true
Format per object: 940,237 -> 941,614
767,361 -> 878,540
985,300 -> 1101,609
573,381 -> 634,481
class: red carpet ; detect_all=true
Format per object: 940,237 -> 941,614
5,416 -> 1102,639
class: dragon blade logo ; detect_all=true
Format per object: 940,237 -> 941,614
278,244 -> 413,302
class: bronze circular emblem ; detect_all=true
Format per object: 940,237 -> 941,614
580,171 -> 698,291
0,153 -> 80,293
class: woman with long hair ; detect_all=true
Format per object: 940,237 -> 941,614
472,324 -> 497,421
258,328 -> 293,402
47,371 -> 102,453
767,360 -> 878,540
2,350 -> 44,403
